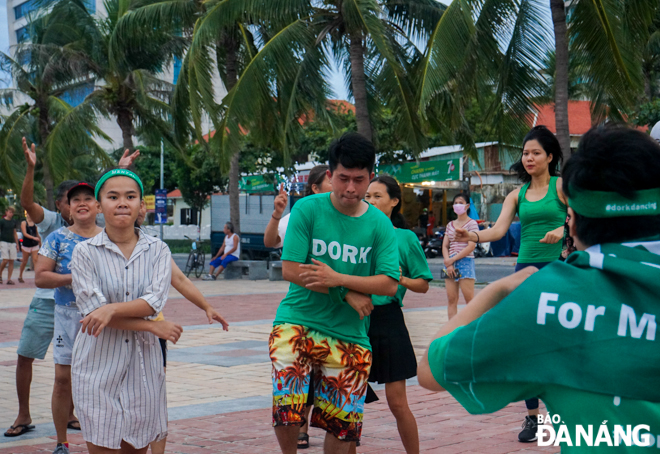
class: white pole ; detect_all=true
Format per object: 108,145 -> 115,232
160,141 -> 164,240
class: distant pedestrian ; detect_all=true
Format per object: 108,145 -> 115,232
442,193 -> 479,320
203,222 -> 240,280
18,212 -> 41,283
0,206 -> 19,285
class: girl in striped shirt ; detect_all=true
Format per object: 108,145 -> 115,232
442,193 -> 479,319
71,169 -> 182,454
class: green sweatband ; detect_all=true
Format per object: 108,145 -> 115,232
569,186 -> 660,218
95,169 -> 144,200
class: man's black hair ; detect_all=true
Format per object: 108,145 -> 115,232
510,126 -> 563,183
328,132 -> 376,174
56,180 -> 79,202
562,123 -> 660,247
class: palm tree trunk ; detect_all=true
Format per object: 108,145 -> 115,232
349,31 -> 372,142
550,0 -> 571,157
38,103 -> 55,211
116,109 -> 135,152
225,32 -> 241,234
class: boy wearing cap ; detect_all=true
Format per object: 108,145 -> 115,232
36,182 -> 102,454
418,124 -> 660,453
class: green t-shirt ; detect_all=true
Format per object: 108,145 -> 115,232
275,192 -> 400,349
0,218 -> 17,243
428,240 -> 660,452
372,228 -> 433,307
429,329 -> 660,453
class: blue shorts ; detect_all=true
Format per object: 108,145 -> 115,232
210,254 -> 239,269
17,297 -> 55,360
449,254 -> 476,281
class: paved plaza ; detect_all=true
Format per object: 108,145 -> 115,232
0,271 -> 555,453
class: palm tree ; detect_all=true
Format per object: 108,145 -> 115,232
46,0 -> 185,153
419,0 -> 659,157
0,12 -> 111,209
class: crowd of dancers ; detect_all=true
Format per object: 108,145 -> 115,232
0,122 -> 658,454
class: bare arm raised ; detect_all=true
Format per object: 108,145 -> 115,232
454,189 -> 519,244
20,138 -> 45,224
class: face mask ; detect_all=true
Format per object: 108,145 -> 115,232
453,203 -> 467,215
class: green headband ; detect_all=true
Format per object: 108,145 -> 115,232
95,169 -> 144,200
568,186 -> 660,218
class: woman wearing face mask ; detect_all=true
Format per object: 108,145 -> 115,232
453,125 -> 567,443
442,193 -> 479,320
362,175 -> 433,454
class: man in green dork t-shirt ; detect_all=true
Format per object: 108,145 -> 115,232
270,133 -> 399,454
418,124 -> 660,453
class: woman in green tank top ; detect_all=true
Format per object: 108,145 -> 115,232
453,125 -> 567,442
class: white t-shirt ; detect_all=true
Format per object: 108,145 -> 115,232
225,233 -> 241,258
273,213 -> 291,249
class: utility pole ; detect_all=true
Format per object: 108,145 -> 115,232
160,141 -> 164,240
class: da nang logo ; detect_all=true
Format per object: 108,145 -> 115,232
537,414 -> 657,448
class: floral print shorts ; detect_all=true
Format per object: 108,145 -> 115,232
269,323 -> 372,442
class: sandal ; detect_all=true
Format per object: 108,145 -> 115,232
18,278 -> 24,283
4,424 -> 35,437
6,280 -> 14,285
67,420 -> 81,430
297,432 -> 309,449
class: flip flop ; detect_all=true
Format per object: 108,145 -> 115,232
67,420 -> 81,430
18,278 -> 24,283
6,280 -> 14,285
4,424 -> 35,437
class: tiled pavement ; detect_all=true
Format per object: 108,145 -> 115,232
0,271 -> 555,453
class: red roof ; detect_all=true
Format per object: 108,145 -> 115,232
167,189 -> 181,198
533,101 -> 594,135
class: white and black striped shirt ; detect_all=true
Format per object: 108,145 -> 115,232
70,229 -> 172,450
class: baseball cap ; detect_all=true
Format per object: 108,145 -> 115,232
67,182 -> 95,201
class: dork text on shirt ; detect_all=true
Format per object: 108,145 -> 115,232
537,292 -> 656,340
538,414 -> 657,448
312,239 -> 371,264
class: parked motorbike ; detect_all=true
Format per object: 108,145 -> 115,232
424,228 -> 445,259
473,223 -> 493,258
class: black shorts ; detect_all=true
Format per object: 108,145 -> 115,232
159,338 -> 167,368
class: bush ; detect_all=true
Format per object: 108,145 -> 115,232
164,239 -> 211,254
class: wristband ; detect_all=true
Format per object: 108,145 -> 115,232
474,232 -> 480,243
272,214 -> 281,221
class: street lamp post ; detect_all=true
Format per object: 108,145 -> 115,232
160,141 -> 164,240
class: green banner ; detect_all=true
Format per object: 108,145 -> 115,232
379,157 -> 461,183
239,174 -> 287,193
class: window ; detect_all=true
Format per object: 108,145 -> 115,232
173,56 -> 182,84
83,0 -> 96,14
60,82 -> 95,107
16,27 -> 29,43
180,208 -> 198,226
14,0 -> 37,20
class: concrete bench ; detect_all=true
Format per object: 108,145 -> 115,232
225,260 -> 268,280
269,261 -> 283,281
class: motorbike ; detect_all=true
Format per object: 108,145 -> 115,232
424,228 -> 445,259
473,223 -> 493,258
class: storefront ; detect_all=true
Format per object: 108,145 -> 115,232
379,157 -> 468,232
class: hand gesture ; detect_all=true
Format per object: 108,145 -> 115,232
539,227 -> 563,244
273,185 -> 288,216
453,227 -> 472,243
150,321 -> 183,344
80,305 -> 116,337
118,149 -> 140,168
205,307 -> 229,331
344,291 -> 373,319
300,259 -> 343,289
23,137 -> 36,168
